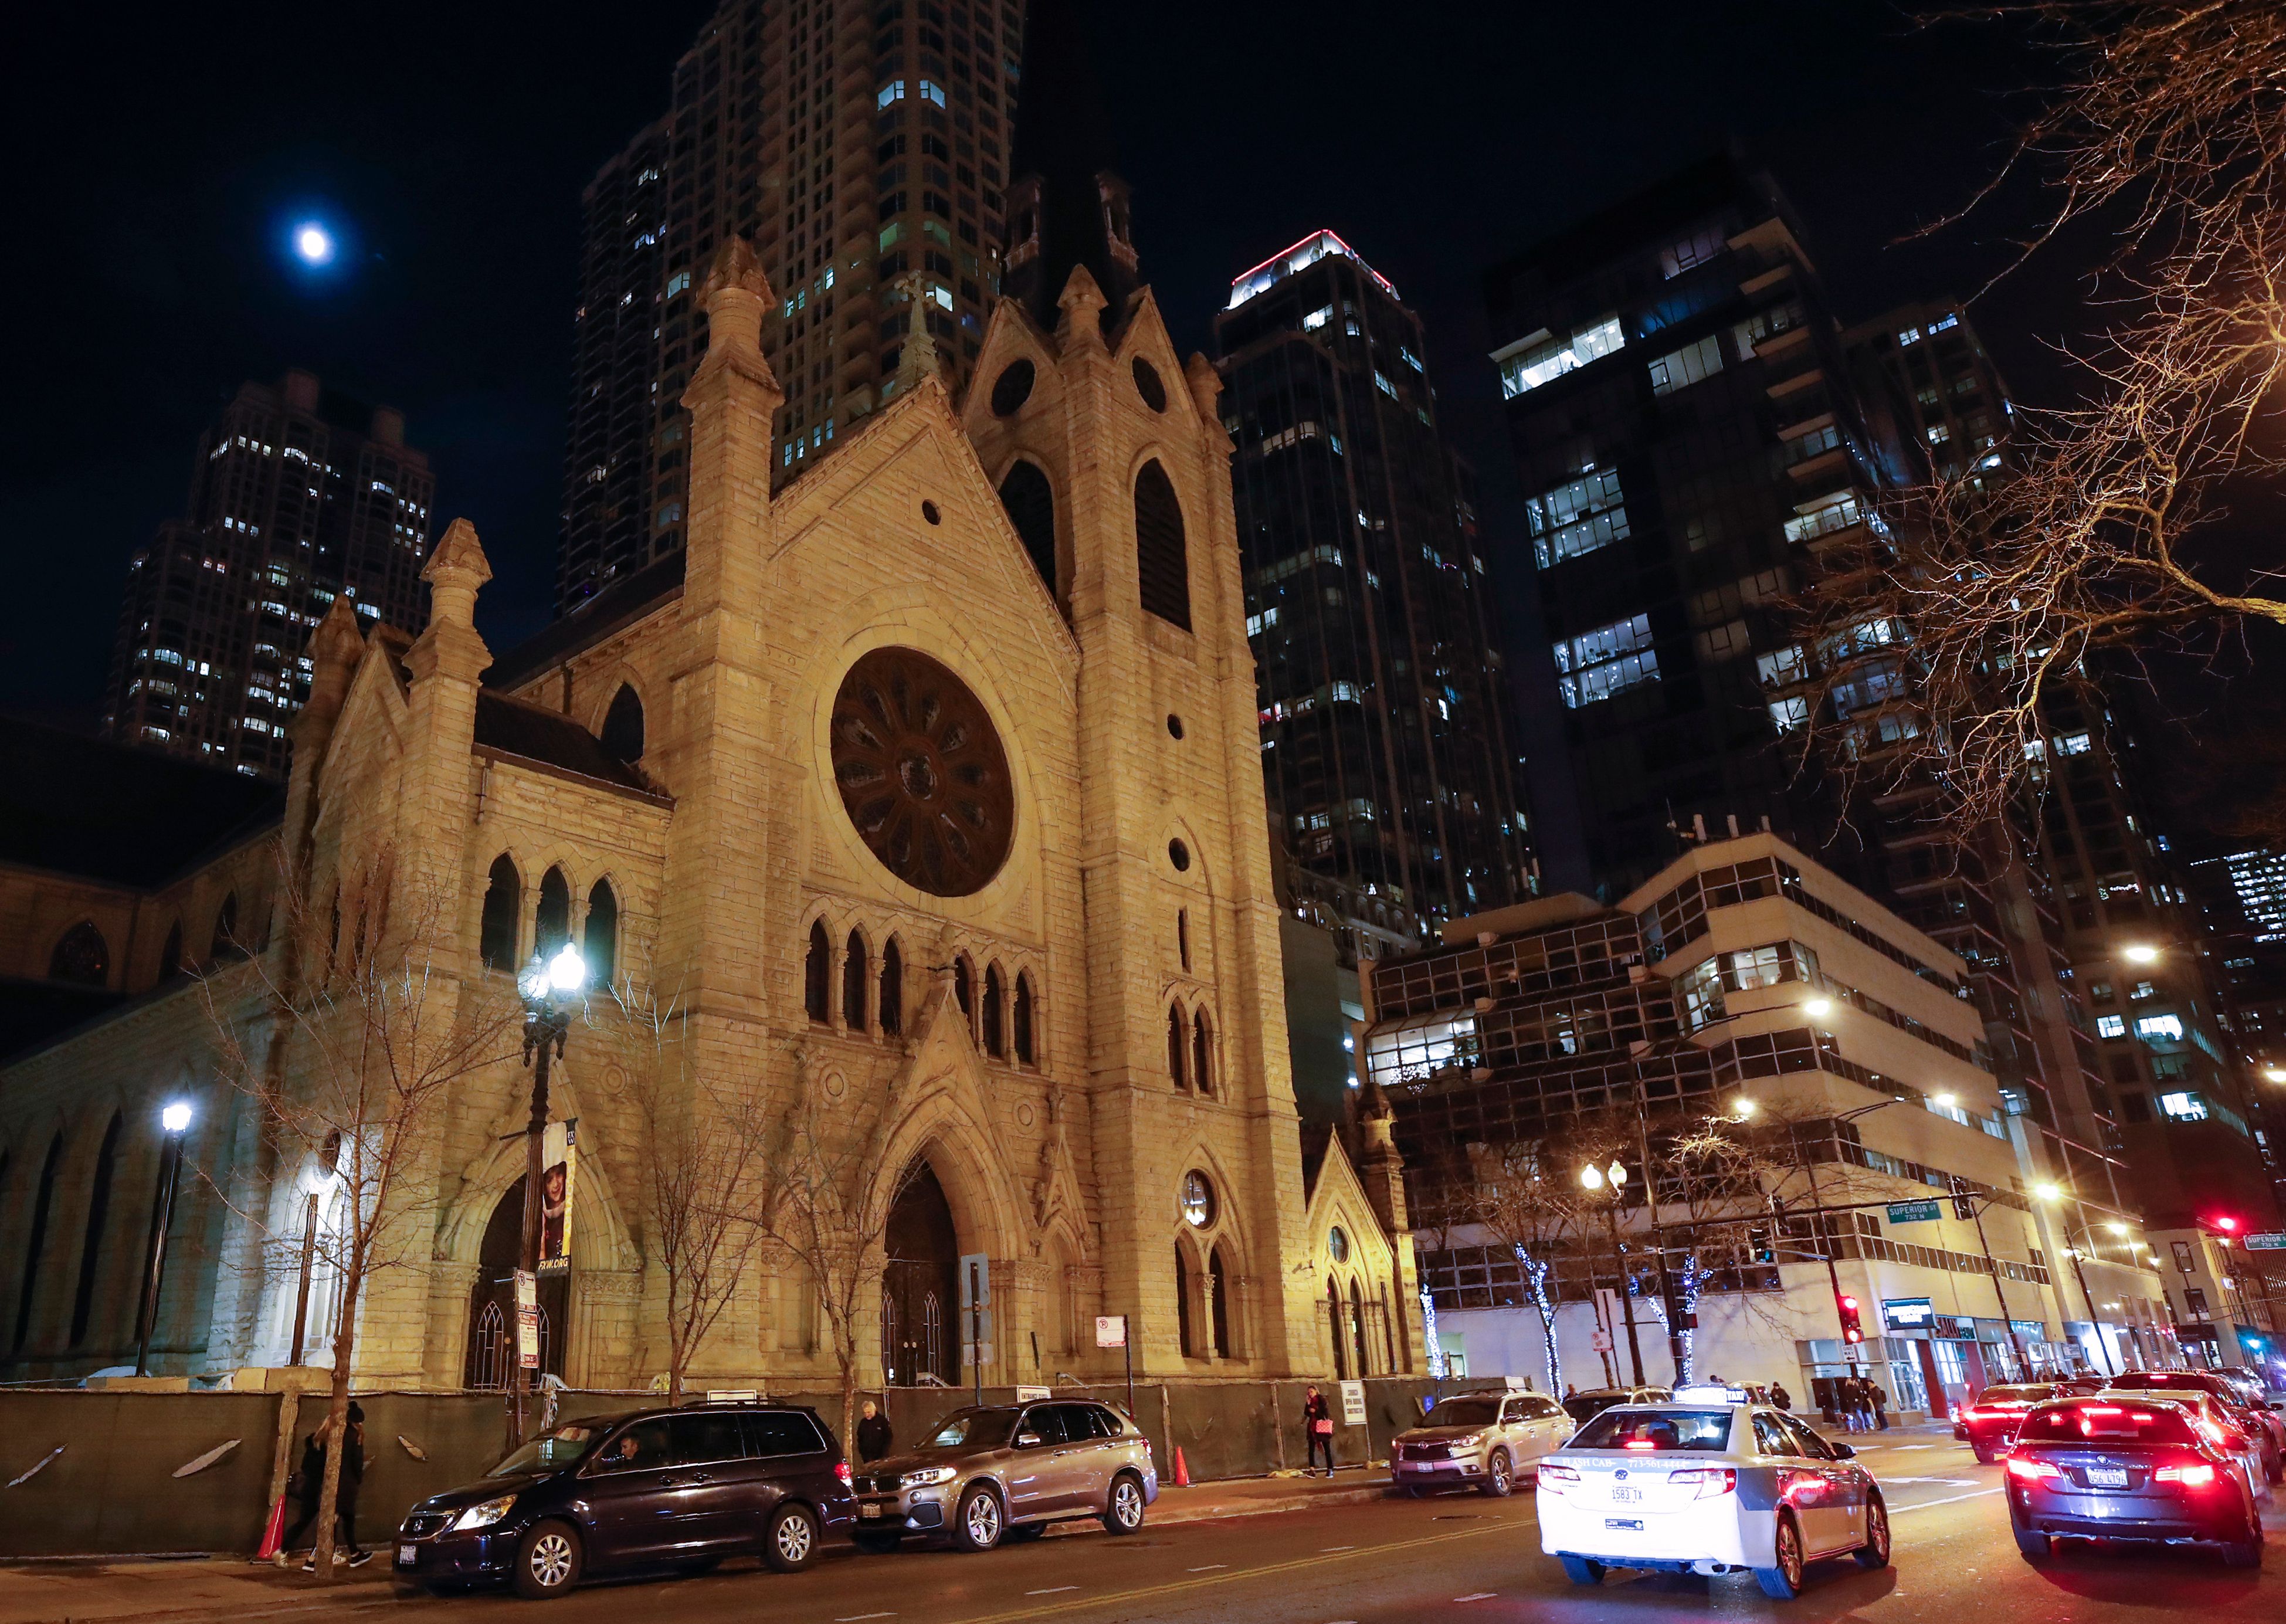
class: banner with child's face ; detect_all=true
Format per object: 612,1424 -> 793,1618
539,1120 -> 577,1273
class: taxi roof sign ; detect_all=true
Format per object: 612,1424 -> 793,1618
1671,1384 -> 1749,1405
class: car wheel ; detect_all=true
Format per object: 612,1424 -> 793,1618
762,1502 -> 822,1574
1558,1554 -> 1605,1586
1755,1513 -> 1806,1599
1854,1494 -> 1891,1569
1103,1471 -> 1147,1535
1480,1450 -> 1514,1498
1972,1443 -> 1996,1465
2012,1520 -> 2050,1562
1003,1523 -> 1047,1544
512,1521 -> 584,1601
952,1483 -> 1004,1552
852,1530 -> 903,1555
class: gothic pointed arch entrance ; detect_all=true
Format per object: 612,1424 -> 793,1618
881,1160 -> 959,1386
464,1175 -> 568,1390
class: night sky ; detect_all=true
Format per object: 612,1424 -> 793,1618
3,2 -> 2273,846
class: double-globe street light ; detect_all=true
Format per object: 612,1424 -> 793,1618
513,942 -> 587,1435
1579,1158 -> 1647,1385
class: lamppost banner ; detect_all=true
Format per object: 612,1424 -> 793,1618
539,1121 -> 576,1274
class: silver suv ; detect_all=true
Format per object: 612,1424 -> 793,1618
849,1401 -> 1158,1552
1392,1387 -> 1575,1496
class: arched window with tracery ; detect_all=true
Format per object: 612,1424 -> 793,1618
998,458 -> 1057,594
880,938 -> 904,1036
535,867 -> 572,956
1167,1005 -> 1188,1089
1175,1243 -> 1195,1357
479,856 -> 521,969
1209,1242 -> 1233,1359
1134,460 -> 1192,629
805,920 -> 832,1023
1013,973 -> 1036,1064
843,930 -> 869,1031
1381,1282 -> 1398,1373
1349,1278 -> 1369,1376
1327,1276 -> 1346,1379
69,1113 -> 123,1347
49,921 -> 109,987
600,683 -> 645,762
584,879 -> 618,986
982,963 -> 1005,1057
1192,1009 -> 1213,1098
1178,908 -> 1190,972
158,923 -> 184,983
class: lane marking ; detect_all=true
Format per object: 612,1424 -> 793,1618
1024,1586 -> 1078,1596
936,1516 -> 1523,1624
1456,1593 -> 1499,1602
1320,1544 -> 1356,1551
1890,1487 -> 2004,1512
1186,1563 -> 1227,1571
836,1615 -> 898,1622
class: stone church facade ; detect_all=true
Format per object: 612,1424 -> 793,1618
0,236 -> 1424,1395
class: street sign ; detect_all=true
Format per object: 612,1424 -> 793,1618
1590,1327 -> 1613,1353
1339,1379 -> 1367,1427
959,1253 -> 991,1307
1883,1297 -> 1935,1331
2244,1233 -> 2286,1252
1095,1314 -> 1128,1348
1015,1385 -> 1050,1402
514,1270 -> 541,1370
1887,1200 -> 1943,1225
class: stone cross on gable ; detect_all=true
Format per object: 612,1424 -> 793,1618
888,269 -> 944,392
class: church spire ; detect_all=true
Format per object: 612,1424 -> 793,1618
1002,0 -> 1138,332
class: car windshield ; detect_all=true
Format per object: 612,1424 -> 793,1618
926,1409 -> 1017,1449
1422,1398 -> 1501,1428
2111,1372 -> 2207,1391
487,1423 -> 598,1477
1570,1409 -> 1732,1452
1562,1393 -> 1627,1424
1975,1386 -> 2051,1405
2021,1402 -> 2197,1446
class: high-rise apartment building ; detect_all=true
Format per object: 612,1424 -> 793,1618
1216,230 -> 1533,962
103,371 -> 433,779
556,0 -> 1030,615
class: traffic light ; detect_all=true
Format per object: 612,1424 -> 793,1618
1837,1294 -> 1865,1345
1749,1224 -> 1776,1264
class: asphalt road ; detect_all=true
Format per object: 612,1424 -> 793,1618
281,1436 -> 2286,1623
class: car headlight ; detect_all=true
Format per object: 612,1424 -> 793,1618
449,1494 -> 518,1532
1450,1432 -> 1485,1449
900,1466 -> 958,1488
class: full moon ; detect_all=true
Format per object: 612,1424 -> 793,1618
294,223 -> 334,265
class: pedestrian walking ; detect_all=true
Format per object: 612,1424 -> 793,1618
1871,1381 -> 1889,1432
1303,1384 -> 1337,1476
1837,1376 -> 1863,1433
856,1399 -> 893,1463
292,1405 -> 369,1569
1850,1378 -> 1875,1435
279,1426 -> 325,1562
1769,1381 -> 1792,1413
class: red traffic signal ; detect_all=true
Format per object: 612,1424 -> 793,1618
1837,1294 -> 1865,1344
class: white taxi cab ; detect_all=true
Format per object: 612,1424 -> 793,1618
1535,1385 -> 1890,1599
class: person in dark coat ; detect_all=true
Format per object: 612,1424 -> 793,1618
1303,1384 -> 1337,1476
296,1404 -> 369,1569
1769,1381 -> 1792,1412
856,1400 -> 893,1463
280,1427 -> 325,1559
1871,1380 -> 1890,1431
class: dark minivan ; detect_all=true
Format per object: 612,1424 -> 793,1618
394,1402 -> 854,1599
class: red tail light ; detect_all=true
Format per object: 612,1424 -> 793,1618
1539,1462 -> 1580,1483
1669,1467 -> 1737,1500
835,1461 -> 853,1486
2006,1455 -> 2062,1482
2155,1462 -> 2219,1488
1623,1440 -> 1657,1451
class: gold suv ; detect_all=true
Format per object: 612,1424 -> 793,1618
849,1401 -> 1158,1552
1392,1385 -> 1576,1496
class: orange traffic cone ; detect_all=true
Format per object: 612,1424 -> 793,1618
1173,1446 -> 1191,1488
254,1494 -> 286,1562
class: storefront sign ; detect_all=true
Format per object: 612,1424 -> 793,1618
1883,1296 -> 1935,1331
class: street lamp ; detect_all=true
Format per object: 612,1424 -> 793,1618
2120,942 -> 2161,965
1581,1158 -> 1646,1385
2031,1184 -> 2122,1374
513,941 -> 586,1434
2264,1066 -> 2286,1085
135,1101 -> 195,1376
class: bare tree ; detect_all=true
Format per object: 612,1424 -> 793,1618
740,1044 -> 922,1452
1469,1137 -> 1592,1394
599,980 -> 775,1405
205,848 -> 521,1581
1808,3 -> 2286,832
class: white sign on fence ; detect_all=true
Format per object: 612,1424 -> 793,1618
1095,1314 -> 1128,1348
1339,1379 -> 1367,1427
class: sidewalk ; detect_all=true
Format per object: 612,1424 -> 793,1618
0,1471 -> 1400,1624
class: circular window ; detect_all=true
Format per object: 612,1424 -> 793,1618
1168,838 -> 1191,872
1181,1169 -> 1216,1228
990,358 -> 1036,417
921,500 -> 942,525
1132,356 -> 1168,412
1329,1226 -> 1349,1263
1166,713 -> 1184,740
830,648 -> 1015,897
